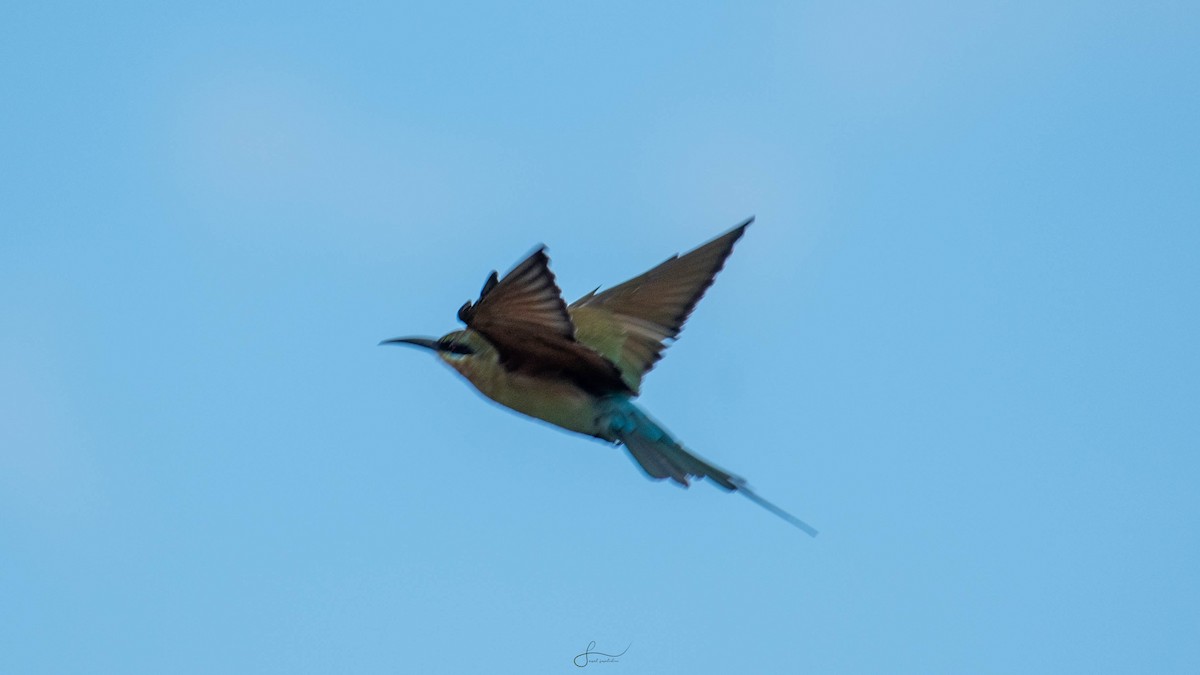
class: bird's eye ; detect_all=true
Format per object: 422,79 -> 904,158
438,340 -> 473,356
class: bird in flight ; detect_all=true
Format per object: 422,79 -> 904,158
382,217 -> 817,535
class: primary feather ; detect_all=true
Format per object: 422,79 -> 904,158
456,246 -> 630,396
570,217 -> 751,392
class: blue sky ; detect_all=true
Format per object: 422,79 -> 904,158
2,2 -> 1197,673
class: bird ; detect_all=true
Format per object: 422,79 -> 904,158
382,217 -> 817,535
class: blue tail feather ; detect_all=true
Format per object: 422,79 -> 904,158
601,397 -> 818,536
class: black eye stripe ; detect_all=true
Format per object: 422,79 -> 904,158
438,340 -> 474,355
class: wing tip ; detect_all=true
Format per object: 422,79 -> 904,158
725,215 -> 753,245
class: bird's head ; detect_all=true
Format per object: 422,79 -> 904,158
380,329 -> 496,378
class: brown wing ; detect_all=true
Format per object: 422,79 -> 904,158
570,217 -> 751,387
457,247 -> 631,396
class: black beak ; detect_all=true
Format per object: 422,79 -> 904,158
379,336 -> 441,351
380,336 -> 474,355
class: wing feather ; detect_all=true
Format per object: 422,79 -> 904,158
458,247 -> 630,396
570,217 -> 752,392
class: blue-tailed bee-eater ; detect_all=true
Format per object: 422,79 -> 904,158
383,217 -> 816,534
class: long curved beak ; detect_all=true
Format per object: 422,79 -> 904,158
379,336 -> 441,351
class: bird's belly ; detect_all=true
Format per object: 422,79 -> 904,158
473,372 -> 607,439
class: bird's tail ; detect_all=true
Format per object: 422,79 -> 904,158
603,398 -> 818,536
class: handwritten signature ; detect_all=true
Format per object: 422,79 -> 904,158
574,641 -> 630,667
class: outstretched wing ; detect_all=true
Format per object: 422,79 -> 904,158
457,247 -> 631,396
458,247 -> 575,343
569,217 -> 751,393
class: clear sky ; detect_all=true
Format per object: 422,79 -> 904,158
2,2 -> 1197,673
